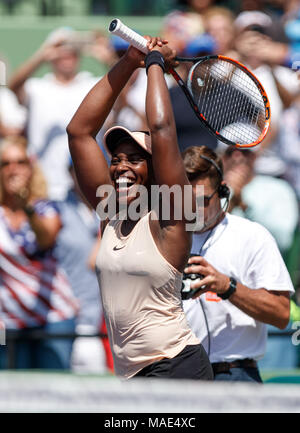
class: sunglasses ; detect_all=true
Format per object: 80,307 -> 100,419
200,188 -> 218,207
0,159 -> 30,168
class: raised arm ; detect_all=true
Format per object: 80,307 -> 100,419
66,46 -> 146,209
9,41 -> 66,105
145,46 -> 196,271
145,46 -> 196,240
9,49 -> 45,105
145,46 -> 190,190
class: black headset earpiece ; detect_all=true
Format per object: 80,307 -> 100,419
199,154 -> 230,200
218,183 -> 230,199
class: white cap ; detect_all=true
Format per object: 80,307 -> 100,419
235,11 -> 272,31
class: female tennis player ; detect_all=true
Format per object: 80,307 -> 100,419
67,37 -> 213,380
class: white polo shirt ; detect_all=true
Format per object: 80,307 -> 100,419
183,213 -> 294,363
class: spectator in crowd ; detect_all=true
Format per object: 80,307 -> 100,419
161,4 -> 205,54
222,146 -> 299,258
239,0 -> 290,40
0,87 -> 26,138
234,11 -> 300,177
0,136 -> 78,369
177,0 -> 216,16
182,145 -> 294,382
235,9 -> 291,67
8,27 -> 103,201
54,160 -> 106,373
264,0 -> 300,23
277,89 -> 300,204
235,1 -> 300,71
204,6 -> 238,57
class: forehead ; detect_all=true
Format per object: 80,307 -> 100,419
1,144 -> 27,160
55,46 -> 79,58
208,14 -> 232,27
112,139 -> 146,157
191,175 -> 215,191
225,149 -> 252,161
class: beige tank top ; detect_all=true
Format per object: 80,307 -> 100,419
95,212 -> 199,379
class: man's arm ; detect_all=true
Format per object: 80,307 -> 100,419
8,51 -> 43,105
224,283 -> 290,330
185,256 -> 291,329
8,41 -> 66,105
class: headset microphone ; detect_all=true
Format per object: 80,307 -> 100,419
197,154 -> 230,232
201,193 -> 229,231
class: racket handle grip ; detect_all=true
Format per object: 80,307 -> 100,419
109,19 -> 149,54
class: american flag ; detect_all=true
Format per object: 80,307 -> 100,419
0,203 -> 78,329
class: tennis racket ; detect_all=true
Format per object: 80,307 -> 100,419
109,18 -> 271,149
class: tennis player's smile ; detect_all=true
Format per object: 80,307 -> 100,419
110,140 -> 151,205
114,175 -> 136,193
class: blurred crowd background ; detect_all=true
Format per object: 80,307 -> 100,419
1,0 -> 300,376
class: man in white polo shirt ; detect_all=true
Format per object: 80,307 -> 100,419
182,145 -> 294,382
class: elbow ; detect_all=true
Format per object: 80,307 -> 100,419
147,108 -> 173,136
8,78 -> 17,93
276,317 -> 290,330
8,83 -> 24,106
275,309 -> 290,330
66,121 -> 77,141
66,121 -> 82,150
149,119 -> 173,139
66,120 -> 94,147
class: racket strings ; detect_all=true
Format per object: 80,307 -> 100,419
189,59 -> 266,145
206,64 -> 262,142
209,68 -> 262,142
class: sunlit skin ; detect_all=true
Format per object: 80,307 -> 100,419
206,14 -> 235,55
109,139 -> 153,207
0,144 -> 61,248
67,36 -> 193,271
0,145 -> 32,208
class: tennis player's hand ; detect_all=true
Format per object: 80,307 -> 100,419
184,256 -> 230,299
148,42 -> 179,72
125,36 -> 168,69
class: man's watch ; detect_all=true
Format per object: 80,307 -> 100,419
219,277 -> 237,300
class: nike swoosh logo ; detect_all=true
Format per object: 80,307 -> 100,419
113,245 -> 126,251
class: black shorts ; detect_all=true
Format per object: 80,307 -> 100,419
134,343 -> 213,380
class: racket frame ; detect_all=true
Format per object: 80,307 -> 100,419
109,18 -> 271,148
174,55 -> 271,148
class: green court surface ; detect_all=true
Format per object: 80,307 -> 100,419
262,369 -> 300,383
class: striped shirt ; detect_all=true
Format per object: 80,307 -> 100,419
0,201 -> 78,329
